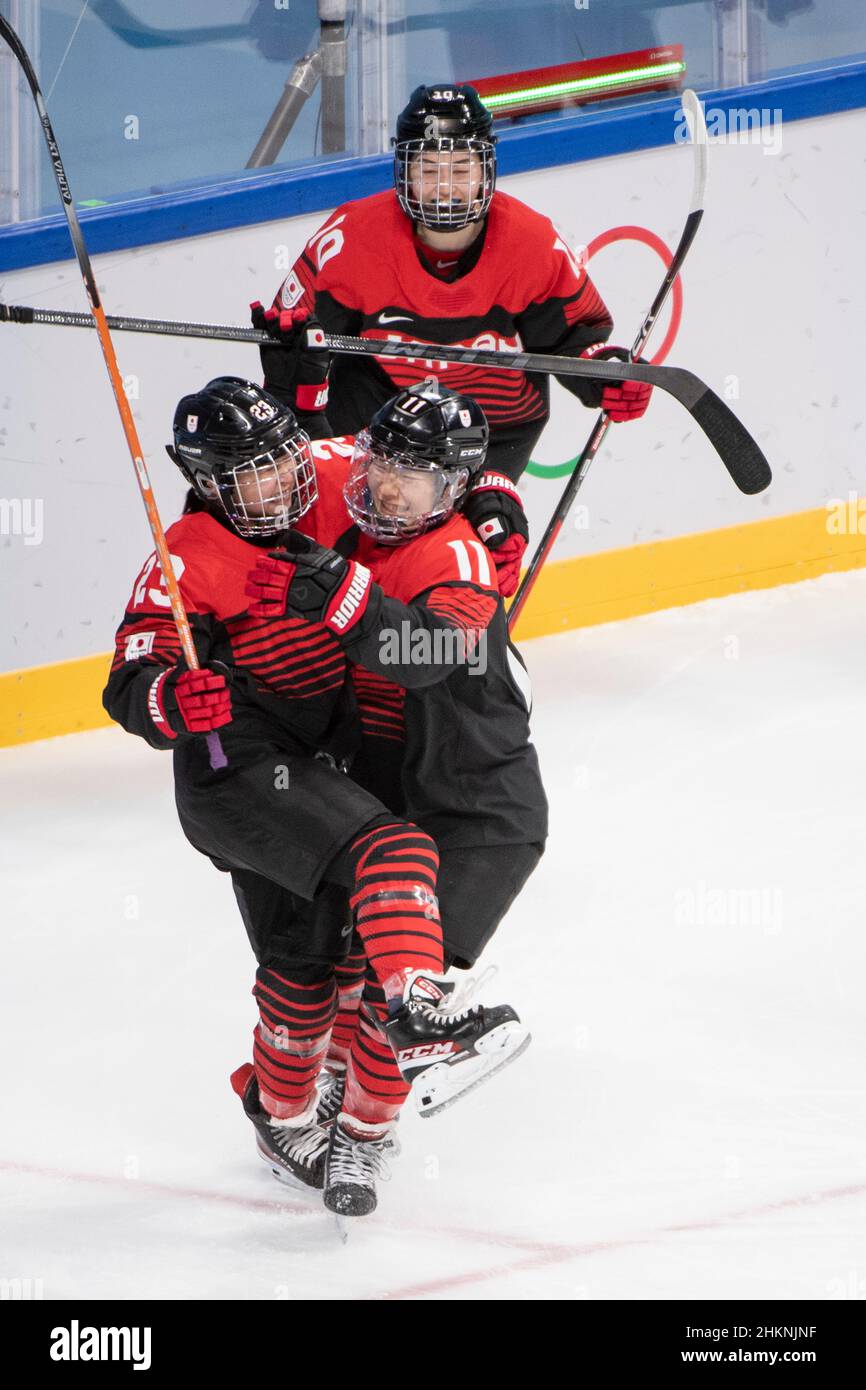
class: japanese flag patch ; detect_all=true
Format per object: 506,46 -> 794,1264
280,271 -> 304,309
125,631 -> 156,661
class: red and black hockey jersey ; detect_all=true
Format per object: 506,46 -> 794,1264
271,188 -> 612,439
293,445 -> 548,849
345,514 -> 548,850
103,436 -> 547,847
102,447 -> 362,766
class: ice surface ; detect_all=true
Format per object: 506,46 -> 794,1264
2,570 -> 865,1300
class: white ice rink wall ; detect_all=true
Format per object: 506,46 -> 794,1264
2,93 -> 865,743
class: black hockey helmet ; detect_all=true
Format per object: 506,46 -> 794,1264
344,383 -> 489,543
393,84 -> 497,230
166,377 -> 317,538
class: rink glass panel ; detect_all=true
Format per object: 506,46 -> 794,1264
1,0 -> 865,228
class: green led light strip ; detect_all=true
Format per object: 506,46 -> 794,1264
481,61 -> 686,111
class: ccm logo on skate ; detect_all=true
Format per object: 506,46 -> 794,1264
328,565 -> 371,632
398,1043 -> 457,1062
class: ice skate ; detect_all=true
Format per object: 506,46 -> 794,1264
382,969 -> 531,1118
323,1115 -> 395,1219
231,1064 -> 329,1192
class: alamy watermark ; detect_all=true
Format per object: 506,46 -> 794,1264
1,1276 -> 44,1299
50,1321 -> 151,1370
825,492 -> 866,535
676,104 -> 783,157
0,496 -> 43,545
675,880 -> 784,935
378,621 -> 487,675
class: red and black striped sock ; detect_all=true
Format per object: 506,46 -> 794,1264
252,964 -> 336,1121
346,820 -> 444,995
330,938 -> 366,1069
342,971 -> 411,1132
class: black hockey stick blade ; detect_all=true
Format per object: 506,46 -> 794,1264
690,394 -> 770,495
636,363 -> 771,495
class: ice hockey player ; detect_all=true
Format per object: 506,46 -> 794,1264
102,377 -> 529,1198
251,81 -> 653,594
242,380 -> 548,1216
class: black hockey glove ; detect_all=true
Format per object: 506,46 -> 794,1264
462,471 -> 529,598
250,302 -> 330,416
245,532 -> 374,637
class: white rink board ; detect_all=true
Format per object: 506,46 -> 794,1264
2,570 -> 865,1300
2,107 -> 864,670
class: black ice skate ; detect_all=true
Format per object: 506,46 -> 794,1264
323,1115 -> 395,1218
231,1063 -> 329,1192
382,969 -> 531,1118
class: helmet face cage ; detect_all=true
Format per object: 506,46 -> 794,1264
211,432 -> 317,538
394,137 -> 496,229
344,430 -> 468,543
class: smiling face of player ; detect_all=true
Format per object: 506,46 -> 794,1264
367,455 -> 442,522
409,147 -> 488,252
224,436 -> 316,535
231,451 -> 297,517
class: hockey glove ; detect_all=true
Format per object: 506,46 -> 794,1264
462,471 -> 529,598
148,663 -> 233,739
580,344 -> 653,422
250,302 -> 330,415
246,532 -> 373,637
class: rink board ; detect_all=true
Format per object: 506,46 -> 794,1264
2,499 -> 866,747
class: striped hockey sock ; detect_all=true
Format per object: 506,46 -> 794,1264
252,965 -> 336,1121
346,821 -> 444,994
342,972 -> 411,1132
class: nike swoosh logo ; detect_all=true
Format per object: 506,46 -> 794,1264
436,260 -> 455,269
340,921 -> 353,937
378,313 -> 413,325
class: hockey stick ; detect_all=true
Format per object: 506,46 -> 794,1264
1,302 -> 770,497
0,15 -> 226,770
508,89 -> 709,632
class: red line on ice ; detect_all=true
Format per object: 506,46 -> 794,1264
0,1157 -> 568,1252
0,1157 -> 315,1218
369,1181 -> 866,1300
4,1158 -> 865,1300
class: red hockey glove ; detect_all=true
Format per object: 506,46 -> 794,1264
250,302 -> 330,414
245,552 -> 296,614
246,532 -> 373,636
580,344 -> 653,422
462,471 -> 529,598
148,664 -> 233,739
485,532 -> 526,598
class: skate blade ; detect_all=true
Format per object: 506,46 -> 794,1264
415,1027 -> 532,1119
335,1215 -> 350,1244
